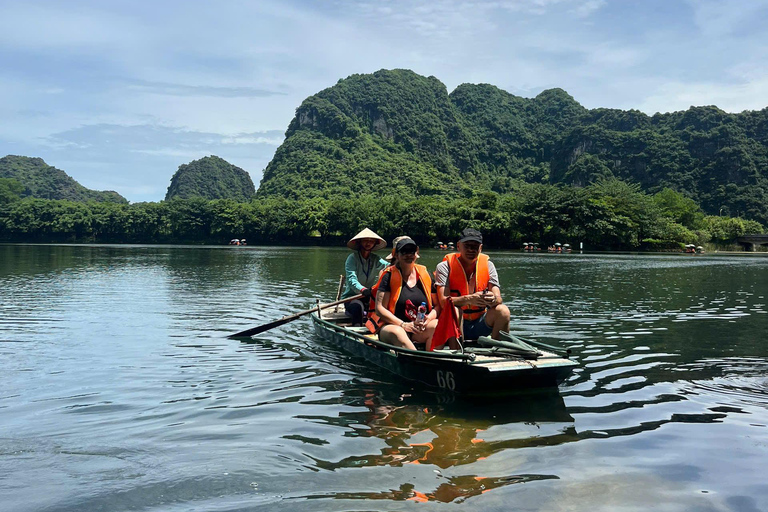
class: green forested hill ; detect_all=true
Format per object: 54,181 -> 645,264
550,105 -> 768,222
257,70 -> 470,199
165,155 -> 255,201
0,155 -> 127,203
257,69 -> 768,224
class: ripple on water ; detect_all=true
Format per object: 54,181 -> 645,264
680,358 -> 768,411
3,247 -> 768,510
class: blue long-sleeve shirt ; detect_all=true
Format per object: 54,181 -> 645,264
341,252 -> 388,299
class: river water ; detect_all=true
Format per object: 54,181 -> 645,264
1,244 -> 766,511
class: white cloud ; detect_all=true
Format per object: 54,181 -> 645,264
220,136 -> 284,146
686,0 -> 768,37
637,76 -> 768,114
131,148 -> 212,159
2,0 -> 768,201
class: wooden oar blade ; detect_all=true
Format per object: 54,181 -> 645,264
229,317 -> 293,338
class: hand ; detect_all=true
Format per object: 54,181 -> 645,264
483,291 -> 498,307
468,291 -> 490,306
401,321 -> 419,333
361,287 -> 372,299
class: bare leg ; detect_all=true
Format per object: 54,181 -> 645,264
412,319 -> 437,346
379,324 -> 416,350
485,304 -> 510,339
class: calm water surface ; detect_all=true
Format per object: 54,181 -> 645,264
1,244 -> 767,511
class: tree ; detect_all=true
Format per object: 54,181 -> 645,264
0,178 -> 24,205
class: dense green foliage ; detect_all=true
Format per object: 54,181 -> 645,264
2,182 -> 762,250
4,70 -> 767,249
0,155 -> 127,204
258,69 -> 768,225
0,178 -> 25,204
165,155 -> 255,201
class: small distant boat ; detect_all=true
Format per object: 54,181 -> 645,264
311,306 -> 577,394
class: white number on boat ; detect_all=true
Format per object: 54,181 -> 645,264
436,370 -> 456,390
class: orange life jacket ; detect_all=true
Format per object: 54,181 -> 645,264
366,264 -> 433,333
445,252 -> 490,321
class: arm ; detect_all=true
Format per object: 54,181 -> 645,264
434,262 -> 450,310
375,290 -> 399,326
439,281 -> 490,308
486,285 -> 502,307
375,290 -> 417,332
435,260 -> 488,308
487,261 -> 502,306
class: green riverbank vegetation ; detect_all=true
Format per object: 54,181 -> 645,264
1,178 -> 762,251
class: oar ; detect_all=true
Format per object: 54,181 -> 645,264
229,294 -> 364,338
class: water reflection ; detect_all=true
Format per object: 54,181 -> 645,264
3,246 -> 768,511
303,474 -> 558,504
293,389 -> 575,503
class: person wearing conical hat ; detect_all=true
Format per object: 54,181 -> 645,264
341,228 -> 389,325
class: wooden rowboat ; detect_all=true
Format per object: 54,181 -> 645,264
311,306 -> 578,395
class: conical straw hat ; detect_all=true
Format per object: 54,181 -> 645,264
347,228 -> 387,251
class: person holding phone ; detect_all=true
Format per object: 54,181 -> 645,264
434,228 -> 510,340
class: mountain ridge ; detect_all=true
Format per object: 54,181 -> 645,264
257,69 -> 768,223
0,155 -> 127,203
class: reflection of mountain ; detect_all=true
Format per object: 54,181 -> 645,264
292,389 -> 576,503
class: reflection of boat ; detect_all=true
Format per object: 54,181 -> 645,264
301,389 -> 575,503
311,308 -> 577,394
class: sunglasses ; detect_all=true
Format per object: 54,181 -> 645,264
398,246 -> 418,254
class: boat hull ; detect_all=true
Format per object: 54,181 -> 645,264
311,312 -> 577,394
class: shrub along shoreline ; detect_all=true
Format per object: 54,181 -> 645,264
1,180 -> 763,251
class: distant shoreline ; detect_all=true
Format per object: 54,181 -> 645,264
3,242 -> 768,257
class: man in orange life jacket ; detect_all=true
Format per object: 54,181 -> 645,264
434,228 -> 510,340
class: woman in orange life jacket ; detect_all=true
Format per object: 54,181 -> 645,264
380,235 -> 442,317
372,237 -> 438,351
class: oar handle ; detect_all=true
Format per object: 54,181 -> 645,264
229,293 -> 364,338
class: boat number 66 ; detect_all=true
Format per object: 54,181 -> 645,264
436,370 -> 456,390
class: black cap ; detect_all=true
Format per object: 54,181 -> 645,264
395,237 -> 418,253
458,228 -> 483,244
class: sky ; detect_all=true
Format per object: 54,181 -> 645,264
1,0 -> 767,203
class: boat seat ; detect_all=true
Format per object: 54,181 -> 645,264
322,310 -> 353,321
